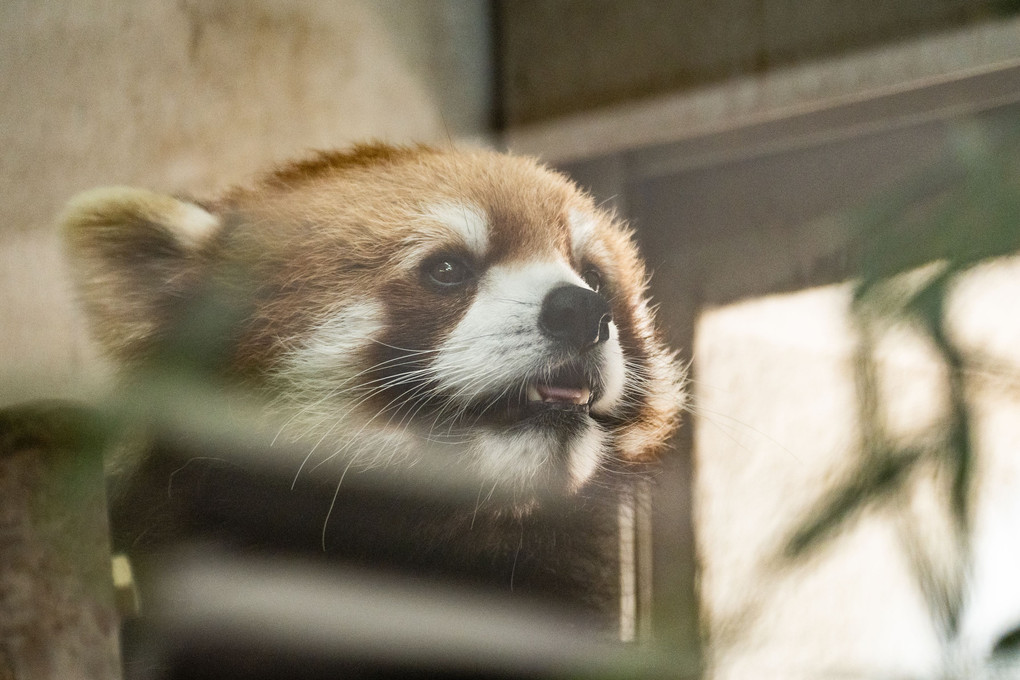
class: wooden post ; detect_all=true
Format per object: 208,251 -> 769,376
0,403 -> 120,680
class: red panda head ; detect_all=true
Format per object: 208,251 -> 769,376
63,144 -> 683,507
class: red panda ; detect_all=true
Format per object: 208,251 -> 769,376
62,144 -> 684,642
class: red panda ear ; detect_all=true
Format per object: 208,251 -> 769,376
62,188 -> 221,363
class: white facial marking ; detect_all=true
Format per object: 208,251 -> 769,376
274,299 -> 386,434
568,423 -> 606,490
569,209 -> 614,274
568,209 -> 598,260
431,258 -> 627,403
474,430 -> 553,492
591,322 -> 626,415
421,202 -> 489,259
567,210 -> 595,249
474,416 -> 607,493
427,257 -> 628,491
430,260 -> 590,396
284,299 -> 384,380
270,298 -> 420,475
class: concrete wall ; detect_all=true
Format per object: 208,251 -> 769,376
496,0 -> 1013,126
0,0 -> 492,406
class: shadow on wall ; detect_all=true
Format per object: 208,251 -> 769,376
695,118 -> 1020,679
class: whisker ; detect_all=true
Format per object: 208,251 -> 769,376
321,457 -> 356,551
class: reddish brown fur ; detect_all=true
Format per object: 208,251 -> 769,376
210,146 -> 600,375
64,144 -> 682,462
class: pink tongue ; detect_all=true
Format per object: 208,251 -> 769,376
536,384 -> 585,403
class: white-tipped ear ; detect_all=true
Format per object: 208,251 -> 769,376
62,187 -> 221,362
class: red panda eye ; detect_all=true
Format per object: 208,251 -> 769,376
581,267 -> 603,294
424,256 -> 471,288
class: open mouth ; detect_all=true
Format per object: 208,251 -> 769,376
458,362 -> 599,426
524,369 -> 592,412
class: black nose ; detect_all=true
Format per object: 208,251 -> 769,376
538,285 -> 612,350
